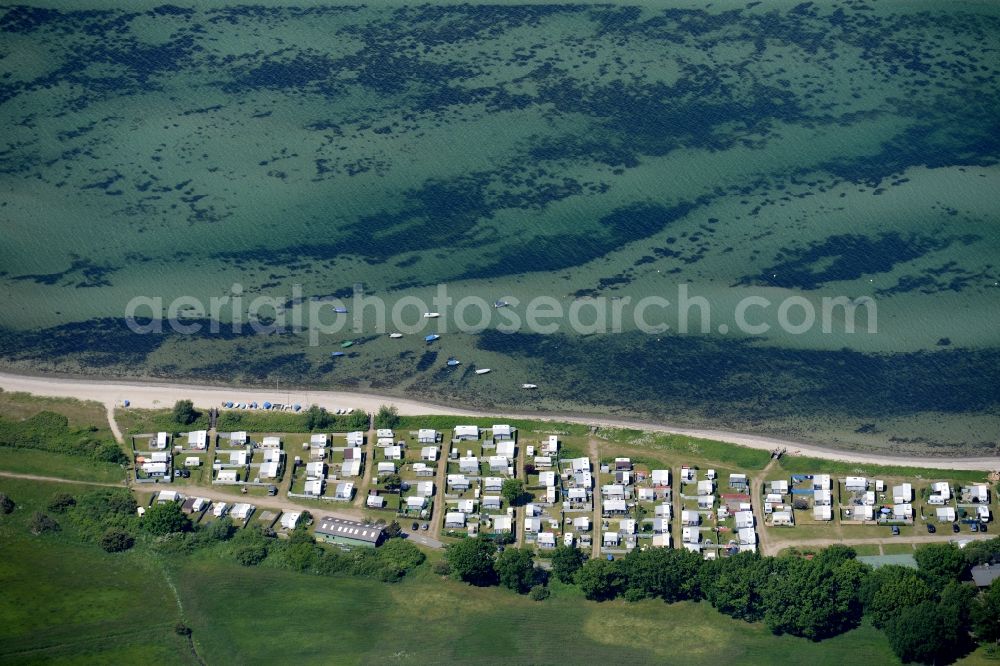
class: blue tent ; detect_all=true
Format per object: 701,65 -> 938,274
263,401 -> 272,409
123,400 -> 130,407
293,404 -> 302,411
250,402 -> 258,409
226,401 -> 234,408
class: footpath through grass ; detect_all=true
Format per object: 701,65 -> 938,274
0,392 -> 126,482
0,478 -> 195,665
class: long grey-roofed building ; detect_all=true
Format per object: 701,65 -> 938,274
314,516 -> 385,548
971,563 -> 1000,587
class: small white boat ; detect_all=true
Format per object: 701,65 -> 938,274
389,333 -> 403,339
522,383 -> 538,389
423,312 -> 440,318
475,368 -> 491,375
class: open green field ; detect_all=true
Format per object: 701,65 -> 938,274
2,476 -> 997,665
597,429 -> 774,471
177,559 -> 903,666
0,392 -> 126,482
0,447 -> 123,484
0,479 -> 196,665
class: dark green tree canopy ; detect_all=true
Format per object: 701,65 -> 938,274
142,501 -> 191,536
495,547 -> 536,594
446,537 -> 497,586
551,545 -> 586,584
172,399 -> 198,425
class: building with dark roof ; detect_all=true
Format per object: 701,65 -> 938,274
314,516 -> 385,548
971,563 -> 1000,588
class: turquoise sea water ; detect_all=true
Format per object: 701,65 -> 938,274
0,2 -> 998,453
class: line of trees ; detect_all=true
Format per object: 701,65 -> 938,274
444,538 -> 548,598
444,536 -> 1000,664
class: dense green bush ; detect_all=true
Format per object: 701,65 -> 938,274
551,544 -> 585,583
28,511 -> 59,535
172,400 -> 199,425
47,492 -> 76,513
529,585 -> 550,601
214,407 -> 369,433
495,547 -> 536,593
64,489 -> 138,541
0,492 -> 14,514
234,542 -> 269,566
0,411 -> 126,465
576,558 -> 626,601
141,502 -> 191,536
100,528 -> 135,553
445,537 -> 498,586
374,405 -> 400,429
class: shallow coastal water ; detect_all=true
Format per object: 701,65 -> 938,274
0,2 -> 998,453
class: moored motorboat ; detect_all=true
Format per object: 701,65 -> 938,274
425,334 -> 440,342
423,312 -> 440,318
447,358 -> 460,367
521,383 -> 538,389
389,333 -> 403,338
475,368 -> 491,375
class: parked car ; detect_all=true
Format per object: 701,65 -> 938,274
926,523 -> 936,534
174,470 -> 182,478
981,522 -> 988,533
952,523 -> 960,533
421,523 -> 429,531
180,469 -> 191,478
891,526 -> 900,536
971,523 -> 979,533
411,522 -> 419,531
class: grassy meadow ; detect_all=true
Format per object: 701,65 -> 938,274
0,391 -> 126,482
0,447 -> 123,484
115,407 -> 211,436
0,479 -> 196,665
177,556 -> 902,666
0,390 -> 111,436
